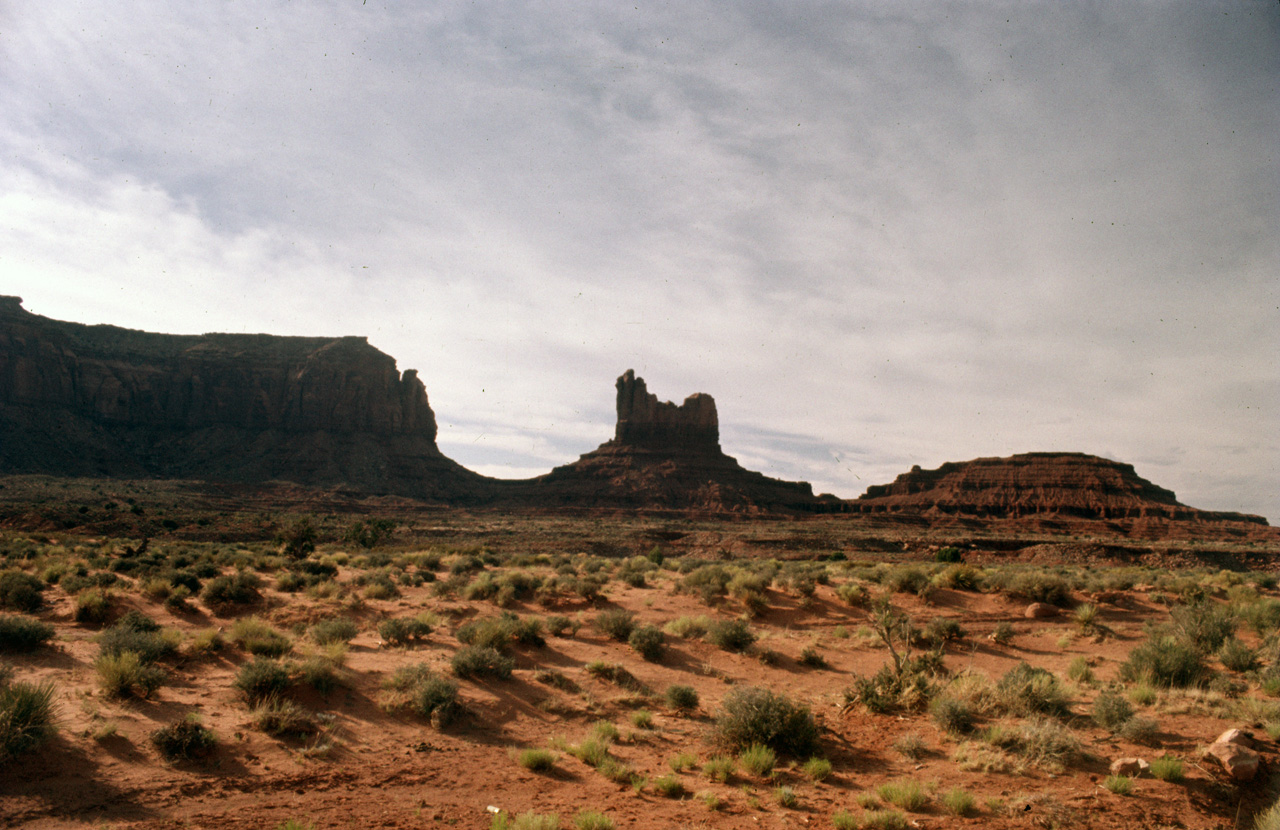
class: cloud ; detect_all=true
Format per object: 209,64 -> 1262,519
1,1 -> 1276,518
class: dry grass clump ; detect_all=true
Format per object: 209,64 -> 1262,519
0,672 -> 57,762
710,686 -> 818,758
150,714 -> 216,760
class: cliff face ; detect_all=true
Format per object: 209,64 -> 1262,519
854,452 -> 1268,526
525,370 -> 836,512
0,296 -> 484,498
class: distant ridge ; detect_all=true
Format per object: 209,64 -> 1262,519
853,452 -> 1269,530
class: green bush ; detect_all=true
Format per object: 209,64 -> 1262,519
150,715 -> 216,760
0,676 -> 57,762
711,686 -> 818,757
73,588 -> 113,625
995,662 -> 1069,716
738,743 -> 776,776
1150,756 -> 1184,782
517,747 -> 557,772
378,617 -> 432,646
680,564 -> 731,603
651,774 -> 684,798
0,570 -> 44,612
1102,774 -> 1132,795
1092,691 -> 1134,731
200,572 -> 260,610
802,756 -> 833,781
310,618 -> 359,645
451,645 -> 514,680
1170,600 -> 1236,654
234,658 -> 292,703
942,787 -> 976,816
664,684 -> 699,712
705,618 -> 756,652
98,613 -> 178,664
628,624 -> 665,661
930,697 -> 973,735
384,664 -> 459,725
0,615 -> 54,652
934,547 -> 963,563
593,609 -> 636,642
96,651 -> 165,699
1119,636 -> 1207,688
251,697 -> 320,737
1218,637 -> 1259,672
230,617 -> 292,657
877,779 -> 928,811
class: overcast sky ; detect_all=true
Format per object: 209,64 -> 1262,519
2,1 -> 1276,519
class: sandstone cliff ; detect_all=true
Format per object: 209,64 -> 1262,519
0,296 -> 486,498
853,452 -> 1268,529
518,370 -> 839,512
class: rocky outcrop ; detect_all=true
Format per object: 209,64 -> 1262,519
517,370 -> 838,512
853,453 -> 1269,527
0,296 -> 487,498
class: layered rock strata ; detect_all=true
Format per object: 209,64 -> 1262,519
853,452 -> 1267,526
523,370 -> 837,512
0,296 -> 486,498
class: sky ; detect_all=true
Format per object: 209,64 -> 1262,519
1,1 -> 1277,520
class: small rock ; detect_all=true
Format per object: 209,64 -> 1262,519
1025,602 -> 1060,618
1110,757 -> 1150,776
1203,740 -> 1260,781
1215,728 -> 1256,748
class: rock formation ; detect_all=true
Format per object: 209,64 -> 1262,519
853,452 -> 1268,528
0,296 -> 487,498
520,370 -> 838,512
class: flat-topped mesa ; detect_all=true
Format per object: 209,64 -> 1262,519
855,452 -> 1269,527
613,369 -> 719,451
0,296 -> 485,498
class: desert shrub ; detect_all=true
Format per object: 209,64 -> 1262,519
1067,656 -> 1093,683
593,609 -> 636,642
799,645 -> 827,668
1003,570 -> 1072,606
892,733 -> 926,759
1218,637 -> 1259,672
836,582 -> 867,606
1150,755 -> 1184,781
0,615 -> 54,652
378,616 -> 432,646
0,570 -> 44,612
517,747 -> 557,772
680,565 -> 731,603
1243,598 -> 1280,636
705,618 -> 756,652
73,588 -> 113,625
774,784 -> 798,808
1118,716 -> 1160,744
1092,691 -> 1134,731
150,714 -> 216,760
924,617 -> 964,644
995,662 -> 1069,716
310,618 -> 359,645
233,658 -> 292,703
883,566 -> 932,598
934,546 -> 963,563
702,755 -> 736,781
1102,774 -> 1132,795
276,517 -> 317,559
544,615 -> 576,637
663,615 -> 709,639
626,624 -> 665,662
1119,636 -> 1207,688
451,645 -> 514,680
629,709 -> 654,729
651,774 -> 684,798
345,518 -> 395,549
930,697 -> 973,735
990,622 -> 1015,645
738,743 -> 776,776
877,779 -> 928,811
936,564 -> 980,591
802,756 -> 832,781
384,664 -> 460,725
664,684 -> 699,712
96,651 -> 165,699
0,676 -> 57,762
252,697 -> 320,737
985,716 -> 1082,772
573,811 -> 613,830
230,617 -> 292,657
942,787 -> 976,816
200,572 -> 260,610
711,686 -> 818,757
1170,600 -> 1236,654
